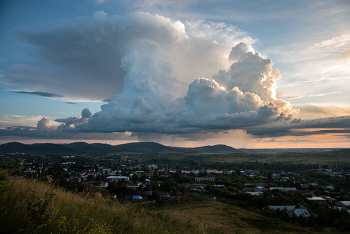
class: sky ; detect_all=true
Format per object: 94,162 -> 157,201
0,0 -> 350,148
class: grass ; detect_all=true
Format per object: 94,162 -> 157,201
0,178 -> 327,234
152,197 -> 324,234
0,178 -> 214,234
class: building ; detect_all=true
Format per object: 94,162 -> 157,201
195,177 -> 215,182
244,183 -> 266,187
269,187 -> 297,192
124,183 -> 140,188
147,164 -> 158,169
124,195 -> 142,201
106,176 -> 129,182
136,191 -> 152,196
158,191 -> 170,198
268,205 -> 314,223
306,197 -> 327,204
335,201 -> 350,209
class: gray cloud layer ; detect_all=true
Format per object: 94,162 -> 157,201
11,91 -> 63,98
2,12 -> 253,101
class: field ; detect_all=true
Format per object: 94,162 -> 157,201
177,152 -> 350,165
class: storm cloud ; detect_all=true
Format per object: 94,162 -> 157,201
66,41 -> 298,135
2,12 -> 253,101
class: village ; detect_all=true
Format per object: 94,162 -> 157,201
2,151 -> 350,230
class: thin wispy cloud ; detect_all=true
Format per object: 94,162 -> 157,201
309,92 -> 338,98
285,96 -> 304,100
11,91 -> 63,98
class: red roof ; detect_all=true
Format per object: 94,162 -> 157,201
87,172 -> 102,175
158,191 -> 169,195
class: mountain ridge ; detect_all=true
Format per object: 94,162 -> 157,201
0,141 -> 239,155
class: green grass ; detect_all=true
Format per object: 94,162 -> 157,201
0,178 -> 329,234
0,179 -> 214,234
152,198 -> 324,234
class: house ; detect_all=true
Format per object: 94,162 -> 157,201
306,196 -> 327,204
297,190 -> 314,195
158,191 -> 170,198
244,183 -> 266,187
269,187 -> 297,192
147,164 -> 158,169
136,191 -> 152,196
87,171 -> 102,177
124,183 -> 140,188
268,205 -> 315,223
124,195 -> 142,201
109,193 -> 117,199
195,177 -> 215,182
100,181 -> 108,188
246,191 -> 264,196
335,201 -> 350,209
106,176 -> 129,182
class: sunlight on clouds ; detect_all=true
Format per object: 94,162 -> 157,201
294,103 -> 350,119
314,34 -> 350,48
0,115 -> 58,128
254,133 -> 350,148
268,32 -> 350,108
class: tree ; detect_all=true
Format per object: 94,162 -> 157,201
163,181 -> 173,194
86,175 -> 95,181
297,215 -> 306,226
145,183 -> 152,191
151,190 -> 160,203
132,174 -> 138,183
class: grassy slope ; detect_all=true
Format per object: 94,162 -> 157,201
0,178 -> 325,234
152,200 -> 320,234
0,179 -> 211,234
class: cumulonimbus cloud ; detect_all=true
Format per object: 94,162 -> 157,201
61,41 -> 298,135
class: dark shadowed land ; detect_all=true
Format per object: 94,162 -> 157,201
1,141 -> 349,165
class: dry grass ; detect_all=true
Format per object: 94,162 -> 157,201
153,199 -> 319,234
0,179 -> 324,234
0,179 -> 216,234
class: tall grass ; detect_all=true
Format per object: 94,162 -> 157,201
0,179 -> 213,234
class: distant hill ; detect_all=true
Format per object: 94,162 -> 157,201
0,142 -> 79,155
188,144 -> 239,154
0,141 -> 238,155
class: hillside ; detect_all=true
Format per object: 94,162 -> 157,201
0,178 -> 318,234
152,199 -> 315,234
0,178 -> 211,234
0,141 -> 238,155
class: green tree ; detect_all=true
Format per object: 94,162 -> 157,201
132,174 -> 138,183
145,183 -> 152,191
0,168 -> 8,181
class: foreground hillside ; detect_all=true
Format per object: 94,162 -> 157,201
151,199 -> 318,234
0,178 -> 323,234
0,179 -> 209,234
